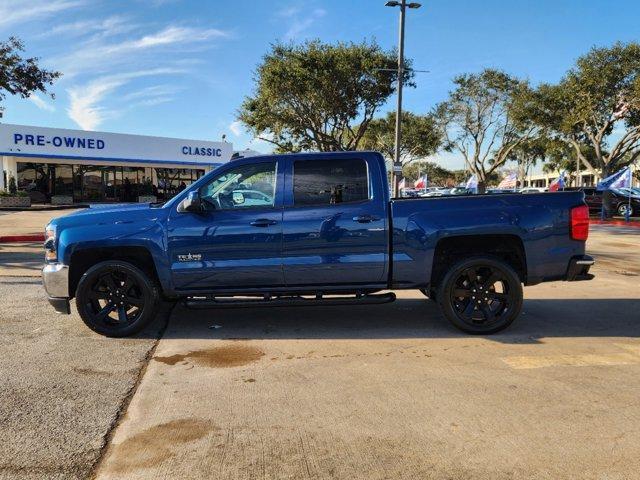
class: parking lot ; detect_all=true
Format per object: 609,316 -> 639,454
1,222 -> 639,479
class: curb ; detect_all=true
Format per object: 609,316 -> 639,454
591,219 -> 640,228
0,234 -> 44,243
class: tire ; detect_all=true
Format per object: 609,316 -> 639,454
75,260 -> 159,337
617,203 -> 633,217
437,256 -> 523,334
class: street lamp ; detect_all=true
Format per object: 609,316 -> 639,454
385,0 -> 421,197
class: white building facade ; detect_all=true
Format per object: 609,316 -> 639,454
0,123 -> 233,203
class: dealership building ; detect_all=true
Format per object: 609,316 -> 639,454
0,123 -> 234,204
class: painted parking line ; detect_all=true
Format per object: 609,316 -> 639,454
501,343 -> 640,369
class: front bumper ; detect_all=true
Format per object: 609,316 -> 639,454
566,255 -> 595,281
42,263 -> 71,314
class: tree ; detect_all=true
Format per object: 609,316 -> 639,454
402,160 -> 453,185
359,111 -> 441,167
0,37 -> 61,117
530,42 -> 640,179
434,69 -> 538,192
238,40 -> 414,152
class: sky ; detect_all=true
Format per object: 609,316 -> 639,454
1,0 -> 640,170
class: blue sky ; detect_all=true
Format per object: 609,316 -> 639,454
1,0 -> 639,169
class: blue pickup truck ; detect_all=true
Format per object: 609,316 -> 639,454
42,151 -> 594,337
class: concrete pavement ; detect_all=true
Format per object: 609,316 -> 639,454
94,226 -> 640,480
0,277 -> 170,480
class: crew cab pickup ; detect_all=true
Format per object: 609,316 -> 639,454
42,152 -> 594,337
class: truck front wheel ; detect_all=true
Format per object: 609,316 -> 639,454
75,260 -> 159,337
437,256 -> 522,334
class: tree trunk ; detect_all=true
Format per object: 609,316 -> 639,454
477,181 -> 486,194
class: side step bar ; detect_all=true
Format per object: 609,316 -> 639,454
183,292 -> 396,309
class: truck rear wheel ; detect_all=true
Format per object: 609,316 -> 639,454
75,260 -> 159,337
437,256 -> 522,334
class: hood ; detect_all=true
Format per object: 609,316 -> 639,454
49,202 -> 168,231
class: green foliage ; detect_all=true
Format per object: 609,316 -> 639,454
402,161 -> 452,185
359,111 -> 441,165
238,39 -> 414,152
529,42 -> 640,176
434,68 -> 537,191
0,37 -> 61,117
8,175 -> 17,194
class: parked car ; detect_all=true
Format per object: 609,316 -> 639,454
486,188 -> 517,194
447,187 -> 474,195
564,187 -> 640,216
563,187 -> 603,212
42,151 -> 594,337
520,187 -> 547,194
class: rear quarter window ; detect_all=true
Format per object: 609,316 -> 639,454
293,159 -> 369,206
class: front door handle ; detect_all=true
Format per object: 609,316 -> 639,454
352,215 -> 380,223
250,218 -> 277,227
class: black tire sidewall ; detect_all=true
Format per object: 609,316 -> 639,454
438,256 -> 523,335
76,260 -> 159,337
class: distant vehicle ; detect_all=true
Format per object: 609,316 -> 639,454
42,151 -> 594,337
564,187 -> 640,216
486,188 -> 517,194
419,187 -> 449,197
520,187 -> 547,194
401,188 -> 421,198
448,187 -> 474,195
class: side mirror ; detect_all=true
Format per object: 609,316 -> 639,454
232,191 -> 245,205
178,191 -> 203,213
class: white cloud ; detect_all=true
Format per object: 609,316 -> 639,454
281,7 -> 326,40
229,120 -> 243,136
67,69 -> 183,130
28,94 -> 56,112
0,0 -> 84,28
38,15 -> 135,39
53,25 -> 229,77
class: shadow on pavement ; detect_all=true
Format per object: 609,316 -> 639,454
151,297 -> 640,344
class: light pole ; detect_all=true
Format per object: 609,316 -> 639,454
385,0 -> 421,197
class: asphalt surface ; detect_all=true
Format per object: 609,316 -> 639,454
0,224 -> 638,479
0,277 -> 170,480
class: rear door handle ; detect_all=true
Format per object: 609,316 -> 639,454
250,218 -> 277,227
352,215 -> 380,223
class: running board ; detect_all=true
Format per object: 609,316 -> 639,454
183,292 -> 396,309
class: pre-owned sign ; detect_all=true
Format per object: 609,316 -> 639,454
0,123 -> 232,164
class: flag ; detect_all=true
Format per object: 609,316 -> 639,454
414,174 -> 427,190
465,174 -> 478,192
398,178 -> 406,191
498,172 -> 517,189
597,167 -> 632,191
549,171 -> 566,192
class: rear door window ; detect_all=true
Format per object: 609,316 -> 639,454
293,159 -> 369,206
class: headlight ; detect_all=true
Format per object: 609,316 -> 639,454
44,224 -> 57,261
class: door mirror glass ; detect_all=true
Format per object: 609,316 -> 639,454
178,190 -> 203,213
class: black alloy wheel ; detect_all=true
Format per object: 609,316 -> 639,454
438,256 -> 523,334
76,260 -> 159,337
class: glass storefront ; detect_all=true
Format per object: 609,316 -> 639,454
17,162 -> 205,203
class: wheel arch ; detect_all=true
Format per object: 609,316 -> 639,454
69,246 -> 162,298
430,234 -> 527,289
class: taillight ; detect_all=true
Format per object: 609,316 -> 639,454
570,205 -> 589,241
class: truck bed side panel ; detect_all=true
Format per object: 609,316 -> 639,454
390,192 -> 586,288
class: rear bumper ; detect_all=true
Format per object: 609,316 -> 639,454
566,255 -> 595,281
42,263 -> 71,314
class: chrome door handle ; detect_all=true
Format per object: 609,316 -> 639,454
250,218 -> 277,227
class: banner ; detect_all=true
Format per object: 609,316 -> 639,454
597,167 -> 632,191
414,174 -> 427,190
549,171 -> 566,192
465,174 -> 478,192
498,172 -> 517,189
